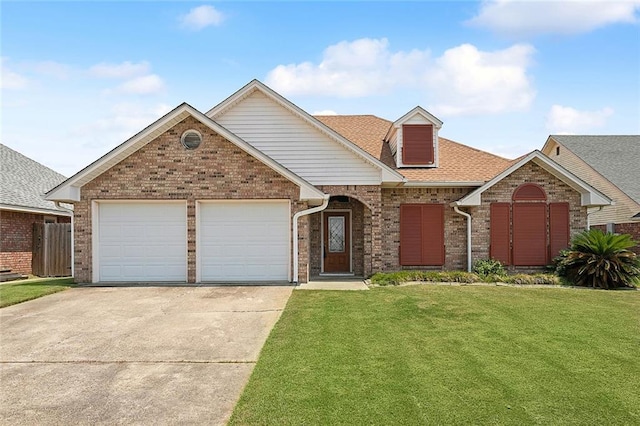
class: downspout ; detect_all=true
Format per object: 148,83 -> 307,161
453,205 -> 472,272
586,206 -> 603,230
54,202 -> 74,278
292,194 -> 330,284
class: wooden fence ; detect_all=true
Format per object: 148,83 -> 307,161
32,223 -> 72,277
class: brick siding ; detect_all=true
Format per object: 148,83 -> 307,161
470,162 -> 586,271
0,210 -> 70,275
74,116 -> 308,283
592,222 -> 640,254
381,187 -> 473,271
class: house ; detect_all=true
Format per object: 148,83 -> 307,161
46,80 -> 610,284
542,135 -> 640,252
1,144 -> 72,275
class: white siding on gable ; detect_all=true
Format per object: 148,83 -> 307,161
213,91 -> 381,185
404,115 -> 431,125
388,131 -> 398,156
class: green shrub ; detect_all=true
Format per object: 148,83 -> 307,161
502,274 -> 560,286
473,259 -> 506,277
555,229 -> 640,289
369,270 -> 480,286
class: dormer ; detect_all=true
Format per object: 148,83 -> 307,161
385,107 -> 443,168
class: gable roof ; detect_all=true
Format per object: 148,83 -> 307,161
316,115 -> 513,185
545,135 -> 640,204
46,103 -> 326,204
453,150 -> 611,207
383,106 -> 443,141
0,143 -> 71,216
206,79 -> 404,184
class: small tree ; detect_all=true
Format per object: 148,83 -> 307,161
555,229 -> 640,289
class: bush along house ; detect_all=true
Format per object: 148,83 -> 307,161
46,80 -> 610,284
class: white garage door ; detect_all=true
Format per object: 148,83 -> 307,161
199,201 -> 289,282
97,202 -> 187,282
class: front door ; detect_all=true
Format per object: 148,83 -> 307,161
323,212 -> 351,273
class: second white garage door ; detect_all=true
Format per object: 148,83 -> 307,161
198,201 -> 290,282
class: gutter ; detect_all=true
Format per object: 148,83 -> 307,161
292,194 -> 330,283
586,206 -> 603,229
452,205 -> 472,272
54,202 -> 75,278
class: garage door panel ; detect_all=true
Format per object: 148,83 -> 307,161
98,202 -> 187,282
199,201 -> 289,282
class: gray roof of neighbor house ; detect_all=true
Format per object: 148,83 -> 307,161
0,143 -> 71,215
550,135 -> 640,203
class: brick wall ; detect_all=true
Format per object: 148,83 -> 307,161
471,162 -> 586,270
592,222 -> 640,254
74,116 -> 308,283
381,187 -> 473,271
0,210 -> 69,274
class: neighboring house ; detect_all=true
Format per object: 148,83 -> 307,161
1,144 -> 72,275
46,80 -> 610,284
542,135 -> 640,251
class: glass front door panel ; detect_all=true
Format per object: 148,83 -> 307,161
328,216 -> 345,253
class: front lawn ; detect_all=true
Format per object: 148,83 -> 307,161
0,277 -> 74,308
230,286 -> 639,425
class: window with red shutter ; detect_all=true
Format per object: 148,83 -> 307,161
549,203 -> 570,259
402,124 -> 434,165
400,204 -> 444,266
490,203 -> 511,265
512,203 -> 547,266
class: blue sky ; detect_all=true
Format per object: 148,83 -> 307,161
2,1 -> 639,177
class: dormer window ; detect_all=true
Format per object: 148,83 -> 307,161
402,124 -> 434,165
385,106 -> 442,168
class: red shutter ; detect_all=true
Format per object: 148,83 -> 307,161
490,203 -> 511,265
549,203 -> 570,259
400,204 -> 444,266
421,204 -> 445,265
512,203 -> 547,266
400,205 -> 423,265
402,124 -> 434,165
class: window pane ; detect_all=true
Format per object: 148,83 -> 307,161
328,216 -> 345,252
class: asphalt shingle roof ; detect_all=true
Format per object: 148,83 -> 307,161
315,115 -> 513,183
550,135 -> 640,203
0,143 -> 70,213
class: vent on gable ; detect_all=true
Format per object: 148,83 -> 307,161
402,124 -> 434,166
386,106 -> 442,169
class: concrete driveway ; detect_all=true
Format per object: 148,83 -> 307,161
0,285 -> 293,425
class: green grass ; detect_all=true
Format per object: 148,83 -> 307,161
0,277 -> 74,308
230,286 -> 640,425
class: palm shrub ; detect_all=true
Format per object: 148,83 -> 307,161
555,229 -> 640,289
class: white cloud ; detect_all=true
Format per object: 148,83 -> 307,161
1,68 -> 29,90
1,58 -> 29,89
468,0 -> 640,37
266,38 -> 536,116
90,61 -> 165,96
33,61 -> 71,79
426,43 -> 536,116
89,61 -> 150,79
179,5 -> 225,30
313,110 -> 338,115
546,104 -> 614,133
72,102 -> 173,147
267,38 -> 429,97
114,74 -> 165,95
